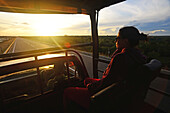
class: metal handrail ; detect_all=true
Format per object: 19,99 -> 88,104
160,69 -> 170,80
0,49 -> 90,110
149,87 -> 170,97
95,58 -> 110,64
0,42 -> 92,60
0,49 -> 88,77
0,73 -> 37,85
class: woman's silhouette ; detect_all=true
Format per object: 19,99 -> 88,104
63,26 -> 148,111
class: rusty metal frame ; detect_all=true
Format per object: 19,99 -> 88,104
0,42 -> 92,60
90,10 -> 99,78
0,49 -> 89,113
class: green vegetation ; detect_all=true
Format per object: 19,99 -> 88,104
138,36 -> 170,70
22,36 -> 170,70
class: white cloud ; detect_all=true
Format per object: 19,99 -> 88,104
99,0 -> 170,25
147,29 -> 166,34
98,26 -> 121,35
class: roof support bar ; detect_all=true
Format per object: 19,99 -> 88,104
90,10 -> 99,78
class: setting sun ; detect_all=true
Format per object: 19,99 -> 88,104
33,22 -> 59,36
31,15 -> 70,36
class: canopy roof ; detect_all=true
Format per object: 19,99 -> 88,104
0,0 -> 125,14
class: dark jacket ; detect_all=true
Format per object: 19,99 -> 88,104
88,47 -> 147,92
89,48 -> 149,113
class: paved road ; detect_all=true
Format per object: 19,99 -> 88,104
3,37 -> 170,113
0,37 -> 57,67
5,37 -> 108,78
7,37 -> 55,53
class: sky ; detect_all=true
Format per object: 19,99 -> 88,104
0,0 -> 170,36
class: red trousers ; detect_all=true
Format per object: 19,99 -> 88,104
63,78 -> 100,110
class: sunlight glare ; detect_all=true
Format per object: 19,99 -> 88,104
32,15 -> 69,36
41,65 -> 54,69
37,53 -> 65,60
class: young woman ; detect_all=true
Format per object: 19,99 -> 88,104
63,26 -> 148,111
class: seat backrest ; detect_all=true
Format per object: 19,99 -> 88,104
134,59 -> 162,92
145,59 -> 162,71
89,81 -> 129,113
144,59 -> 162,82
128,59 -> 162,88
129,59 -> 162,113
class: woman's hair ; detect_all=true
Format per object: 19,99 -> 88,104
119,26 -> 148,47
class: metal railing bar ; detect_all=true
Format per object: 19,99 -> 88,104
159,74 -> 170,80
149,87 -> 170,97
95,58 -> 110,64
0,42 -> 92,59
0,56 -> 73,76
0,73 -> 37,85
66,50 -> 89,77
160,69 -> 170,75
35,56 -> 44,95
0,85 -> 5,113
0,44 -> 92,62
159,69 -> 170,80
0,50 -> 88,78
97,69 -> 104,73
65,51 -> 70,79
4,94 -> 28,102
0,49 -> 66,62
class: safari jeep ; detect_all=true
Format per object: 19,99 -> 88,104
0,0 -> 169,113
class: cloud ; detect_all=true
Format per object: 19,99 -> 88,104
0,21 -> 15,33
149,30 -> 170,36
99,26 -> 120,35
0,21 -> 33,36
136,17 -> 170,34
148,29 -> 166,34
143,29 -> 170,36
57,22 -> 91,35
22,22 -> 29,25
97,0 -> 170,35
99,0 -> 170,27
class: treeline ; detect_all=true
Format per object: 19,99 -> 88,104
99,36 -> 170,69
138,36 -> 170,69
22,36 -> 170,70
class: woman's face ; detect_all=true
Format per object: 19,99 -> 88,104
115,32 -> 129,49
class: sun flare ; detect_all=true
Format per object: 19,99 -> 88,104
38,53 -> 65,59
31,15 -> 69,36
34,22 -> 59,36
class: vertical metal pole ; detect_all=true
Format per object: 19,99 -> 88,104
65,51 -> 70,79
35,56 -> 43,95
0,86 -> 4,113
90,10 -> 99,78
